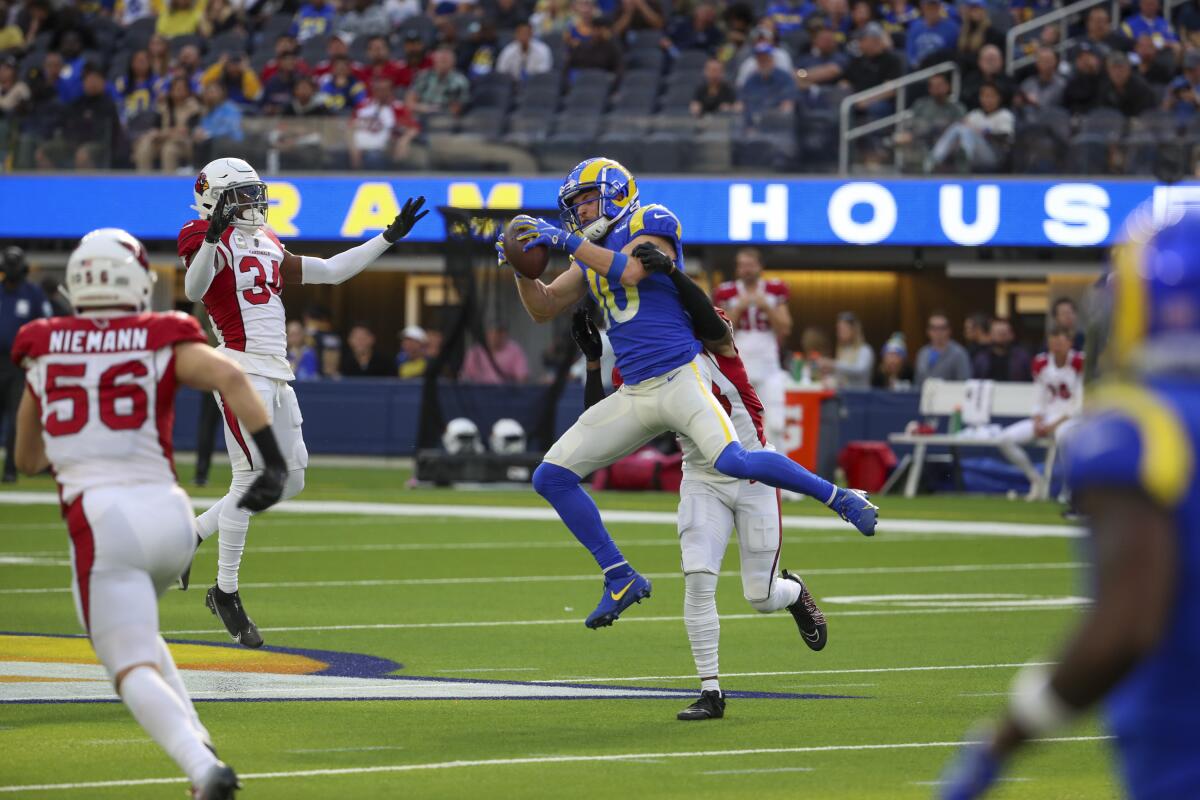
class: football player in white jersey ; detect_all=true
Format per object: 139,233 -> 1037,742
177,157 -> 426,647
997,324 -> 1085,499
12,228 -> 287,799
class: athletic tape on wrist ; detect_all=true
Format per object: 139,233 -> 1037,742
1009,664 -> 1075,736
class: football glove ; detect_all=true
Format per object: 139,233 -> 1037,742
238,428 -> 287,513
571,308 -> 603,362
382,195 -> 428,243
204,193 -> 235,244
511,214 -> 583,254
495,231 -> 511,269
632,241 -> 675,275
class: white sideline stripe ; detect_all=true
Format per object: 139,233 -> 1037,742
0,562 -> 1082,595
0,492 -> 1084,538
545,661 -> 1057,684
161,604 -> 1082,636
0,736 -> 1112,794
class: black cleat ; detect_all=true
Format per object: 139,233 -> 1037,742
783,570 -> 827,651
677,690 -> 725,721
205,585 -> 264,648
192,762 -> 240,800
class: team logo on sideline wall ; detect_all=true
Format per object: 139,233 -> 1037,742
0,634 -> 859,704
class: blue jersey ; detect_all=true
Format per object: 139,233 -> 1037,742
1067,379 -> 1200,799
577,203 -> 701,385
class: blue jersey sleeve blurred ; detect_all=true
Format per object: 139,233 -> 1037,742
1067,385 -> 1195,509
627,204 -> 683,263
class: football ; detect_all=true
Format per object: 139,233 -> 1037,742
504,218 -> 550,280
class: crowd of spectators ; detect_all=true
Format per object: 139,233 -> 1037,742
3,0 -> 1200,173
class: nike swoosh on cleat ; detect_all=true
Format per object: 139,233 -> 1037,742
802,628 -> 821,642
610,578 -> 637,602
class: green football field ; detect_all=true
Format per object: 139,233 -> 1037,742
1,466 -> 1120,799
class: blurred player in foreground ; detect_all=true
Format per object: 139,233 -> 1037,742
500,157 -> 877,629
178,156 -> 426,647
573,294 -> 828,721
940,207 -> 1200,799
12,229 -> 288,799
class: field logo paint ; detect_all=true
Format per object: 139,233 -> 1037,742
0,634 -> 858,704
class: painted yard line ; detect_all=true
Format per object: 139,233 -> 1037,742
0,562 -> 1081,595
0,736 -> 1113,794
0,492 -> 1084,538
161,604 -> 1083,637
545,661 -> 1057,684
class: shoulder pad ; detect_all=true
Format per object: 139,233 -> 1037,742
712,281 -> 738,303
629,204 -> 682,243
10,318 -> 52,366
147,311 -> 208,350
1031,353 -> 1048,376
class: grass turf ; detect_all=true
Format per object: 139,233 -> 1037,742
0,470 -> 1117,799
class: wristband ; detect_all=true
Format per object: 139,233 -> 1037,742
607,252 -> 628,284
564,231 -> 585,254
1009,664 -> 1076,736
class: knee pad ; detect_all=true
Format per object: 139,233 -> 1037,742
713,442 -> 750,480
282,468 -> 305,502
532,462 -> 580,497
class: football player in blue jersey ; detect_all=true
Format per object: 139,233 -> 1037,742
939,205 -> 1200,800
499,157 -> 877,629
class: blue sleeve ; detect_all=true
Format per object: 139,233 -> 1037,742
1067,414 -> 1145,498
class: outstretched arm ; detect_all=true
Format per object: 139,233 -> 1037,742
513,263 -> 588,323
285,196 -> 427,285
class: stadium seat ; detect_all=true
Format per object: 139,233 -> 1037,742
622,68 -> 662,92
168,34 -> 206,57
1123,131 -> 1161,175
569,69 -> 615,93
1079,107 -> 1126,141
1131,109 -> 1179,138
521,70 -> 562,97
121,16 -> 158,51
208,31 -> 249,58
596,131 -> 644,171
643,132 -> 687,173
627,48 -> 665,73
258,14 -> 296,48
300,36 -> 327,65
673,49 -> 709,75
612,86 -> 658,115
459,108 -> 508,138
562,86 -> 610,112
1066,132 -> 1114,174
552,111 -> 602,137
471,76 -> 514,110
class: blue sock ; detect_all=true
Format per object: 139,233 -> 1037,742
532,462 -> 629,573
714,442 -> 837,504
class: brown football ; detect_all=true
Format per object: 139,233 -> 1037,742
503,219 -> 550,280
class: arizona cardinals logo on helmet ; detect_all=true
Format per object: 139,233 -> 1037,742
194,172 -> 209,196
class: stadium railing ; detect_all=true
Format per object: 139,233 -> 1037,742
1005,0 -> 1120,76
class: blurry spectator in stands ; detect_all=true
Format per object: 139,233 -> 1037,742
338,0 -> 387,39
18,54 -> 67,153
1017,46 -> 1066,115
1164,49 -> 1200,121
927,81 -> 1012,171
318,54 -> 367,112
0,0 -> 23,54
425,329 -> 444,361
114,50 -> 158,123
872,334 -> 913,390
1050,296 -> 1086,352
461,324 -> 529,384
739,42 -> 795,121
691,56 -> 736,115
665,1 -> 722,54
396,324 -> 428,379
148,35 -> 172,80
1132,33 -> 1174,87
895,71 -> 964,170
906,0 -> 958,68
293,0 -> 337,43
201,52 -> 263,110
459,20 -> 500,79
1121,0 -> 1180,55
287,320 -> 319,380
716,1 -> 755,63
792,24 -> 843,87
614,0 -> 666,37
303,305 -> 342,378
565,0 -> 597,44
194,81 -> 244,155
737,23 -> 795,86
914,311 -> 970,387
36,64 -> 120,168
842,22 -> 902,118
1098,50 -> 1156,116
1062,42 -> 1105,115
826,310 -> 874,389
0,57 -> 29,118
200,0 -> 244,37
1077,6 -> 1128,58
566,14 -> 622,76
956,0 -> 1003,67
281,74 -> 328,115
973,317 -> 1031,381
846,0 -> 877,43
486,0 -> 527,30
313,34 -> 355,77
961,44 -> 1012,110
261,35 -> 305,82
350,76 -> 420,168
133,75 -> 202,171
880,0 -> 917,44
177,44 -> 205,90
261,48 -> 308,114
51,30 -> 87,104
157,0 -> 206,38
361,35 -> 406,88
963,311 -> 991,358
1010,0 -> 1053,24
341,324 -> 391,377
408,45 -> 470,114
497,21 -> 553,80
764,0 -> 810,36
531,0 -> 572,38
1180,0 -> 1200,48
400,31 -> 434,84
384,0 -> 421,25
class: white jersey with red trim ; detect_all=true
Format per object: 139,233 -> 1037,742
177,220 -> 293,381
1031,350 -> 1085,424
11,312 -> 207,504
681,349 -> 768,483
712,279 -> 789,381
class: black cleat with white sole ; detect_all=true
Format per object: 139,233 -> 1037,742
783,570 -> 827,651
192,762 -> 240,800
676,690 -> 725,721
205,586 -> 264,649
